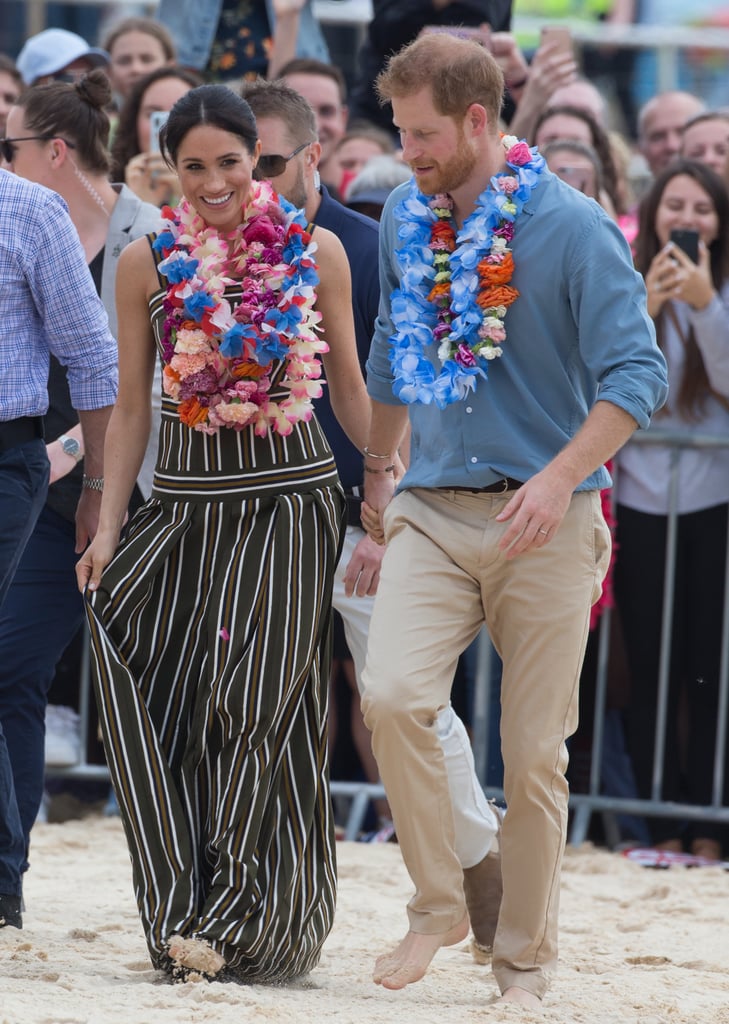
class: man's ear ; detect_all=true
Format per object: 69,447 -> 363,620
308,139 -> 322,168
465,102 -> 489,139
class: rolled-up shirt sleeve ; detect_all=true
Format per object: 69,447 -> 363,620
567,213 -> 668,429
22,191 -> 118,411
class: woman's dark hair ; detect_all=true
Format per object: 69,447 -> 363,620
532,103 -> 620,213
635,158 -> 729,419
15,69 -> 112,175
110,65 -> 202,180
160,84 -> 258,165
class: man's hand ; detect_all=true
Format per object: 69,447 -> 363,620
343,532 -> 385,598
495,469 -> 574,559
361,470 -> 396,546
75,488 -> 103,553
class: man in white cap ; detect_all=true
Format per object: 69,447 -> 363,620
16,28 -> 109,86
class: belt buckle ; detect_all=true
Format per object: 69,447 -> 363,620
495,477 -> 509,494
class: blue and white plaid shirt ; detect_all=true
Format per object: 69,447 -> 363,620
0,169 -> 118,420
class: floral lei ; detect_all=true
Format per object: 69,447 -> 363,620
152,180 -> 325,435
390,135 -> 545,408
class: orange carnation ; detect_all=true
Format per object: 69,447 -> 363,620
476,284 -> 520,309
427,282 -> 451,303
179,397 -> 209,427
431,221 -> 456,251
477,251 -> 515,285
231,360 -> 271,380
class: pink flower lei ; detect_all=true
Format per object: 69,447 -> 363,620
152,180 -> 326,435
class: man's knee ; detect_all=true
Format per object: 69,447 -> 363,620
361,673 -> 438,734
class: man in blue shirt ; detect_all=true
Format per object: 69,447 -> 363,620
0,168 -> 117,930
358,33 -> 668,1008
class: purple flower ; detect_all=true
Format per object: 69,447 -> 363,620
454,343 -> 478,368
493,222 -> 515,241
179,366 -> 219,400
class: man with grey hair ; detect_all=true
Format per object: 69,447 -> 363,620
638,89 -> 706,176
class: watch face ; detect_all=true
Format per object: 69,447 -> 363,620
61,436 -> 81,459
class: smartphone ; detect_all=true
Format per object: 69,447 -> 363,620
422,24 -> 492,49
540,25 -> 573,58
670,228 -> 700,263
149,110 -> 169,154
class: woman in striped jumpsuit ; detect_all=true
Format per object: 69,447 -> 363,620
76,85 -> 369,982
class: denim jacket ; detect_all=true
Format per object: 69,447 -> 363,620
155,0 -> 329,71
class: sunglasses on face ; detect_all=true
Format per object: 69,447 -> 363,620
0,135 -> 76,163
253,140 -> 312,180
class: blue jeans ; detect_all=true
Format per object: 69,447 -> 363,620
0,439 -> 49,897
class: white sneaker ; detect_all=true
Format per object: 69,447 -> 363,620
44,704 -> 82,767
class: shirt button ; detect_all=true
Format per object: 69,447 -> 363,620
466,406 -> 473,413
470,457 -> 477,464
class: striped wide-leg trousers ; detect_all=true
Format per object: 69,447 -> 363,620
86,485 -> 342,981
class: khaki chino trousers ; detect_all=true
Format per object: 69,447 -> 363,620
361,486 -> 611,997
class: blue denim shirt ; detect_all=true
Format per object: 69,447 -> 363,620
366,170 -> 669,492
156,0 -> 329,71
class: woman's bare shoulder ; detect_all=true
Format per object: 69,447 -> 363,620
118,234 -> 162,299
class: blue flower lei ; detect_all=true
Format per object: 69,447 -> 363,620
389,137 -> 546,408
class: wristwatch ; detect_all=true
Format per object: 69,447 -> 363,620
58,433 -> 83,464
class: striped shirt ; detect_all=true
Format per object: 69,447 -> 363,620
0,169 -> 118,420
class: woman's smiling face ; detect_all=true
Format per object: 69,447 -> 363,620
175,124 -> 261,233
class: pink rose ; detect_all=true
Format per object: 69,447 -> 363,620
499,176 -> 519,195
505,141 -> 532,166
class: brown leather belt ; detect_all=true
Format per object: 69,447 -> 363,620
0,416 -> 44,453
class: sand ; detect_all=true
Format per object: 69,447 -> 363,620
2,818 -> 728,1024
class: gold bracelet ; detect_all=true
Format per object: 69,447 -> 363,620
363,446 -> 392,460
364,464 -> 395,474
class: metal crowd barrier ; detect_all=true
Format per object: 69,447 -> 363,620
47,429 -> 729,845
469,428 -> 729,846
565,429 -> 729,845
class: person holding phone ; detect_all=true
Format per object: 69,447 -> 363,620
346,0 -> 514,137
614,158 -> 729,862
110,65 -> 201,207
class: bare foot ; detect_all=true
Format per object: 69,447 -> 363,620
654,838 -> 683,854
373,916 -> 469,990
495,986 -> 543,1010
690,838 -> 721,861
167,934 -> 226,979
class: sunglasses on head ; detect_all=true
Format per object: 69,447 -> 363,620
0,135 -> 76,164
253,140 -> 313,180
